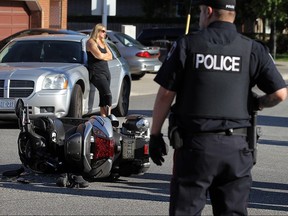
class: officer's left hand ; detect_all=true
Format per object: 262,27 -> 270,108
149,133 -> 168,166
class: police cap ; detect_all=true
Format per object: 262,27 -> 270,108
192,0 -> 236,11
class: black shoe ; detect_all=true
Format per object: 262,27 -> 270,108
69,174 -> 89,188
56,173 -> 69,187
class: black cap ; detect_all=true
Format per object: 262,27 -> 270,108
192,0 -> 236,11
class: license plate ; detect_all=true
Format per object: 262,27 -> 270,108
0,99 -> 15,110
122,138 -> 136,159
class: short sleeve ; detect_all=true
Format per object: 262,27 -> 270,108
250,41 -> 286,94
154,38 -> 187,91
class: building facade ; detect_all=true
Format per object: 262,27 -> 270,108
0,0 -> 67,40
0,0 -> 189,40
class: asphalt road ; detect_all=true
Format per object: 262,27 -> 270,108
0,61 -> 288,215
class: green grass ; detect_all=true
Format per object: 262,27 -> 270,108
275,53 -> 288,61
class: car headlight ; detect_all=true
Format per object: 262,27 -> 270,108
42,74 -> 68,90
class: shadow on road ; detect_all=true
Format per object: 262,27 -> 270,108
257,115 -> 288,147
258,115 -> 288,127
249,181 -> 288,211
0,165 -> 170,202
259,139 -> 288,146
0,120 -> 18,129
1,164 -> 288,212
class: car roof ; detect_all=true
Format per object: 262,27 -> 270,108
11,34 -> 88,42
16,28 -> 84,35
78,29 -> 114,34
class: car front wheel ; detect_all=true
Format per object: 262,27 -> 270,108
112,79 -> 130,117
67,84 -> 83,118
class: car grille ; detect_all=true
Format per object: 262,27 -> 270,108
0,80 -> 34,98
0,80 -> 4,97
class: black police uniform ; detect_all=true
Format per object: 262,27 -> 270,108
154,21 -> 286,215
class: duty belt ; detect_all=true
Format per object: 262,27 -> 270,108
191,128 -> 247,136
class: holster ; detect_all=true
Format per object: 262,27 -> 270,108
168,113 -> 183,149
247,110 -> 261,165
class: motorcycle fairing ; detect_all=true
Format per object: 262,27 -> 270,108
89,158 -> 113,178
89,115 -> 114,138
81,121 -> 93,173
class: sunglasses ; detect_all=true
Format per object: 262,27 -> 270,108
100,29 -> 106,33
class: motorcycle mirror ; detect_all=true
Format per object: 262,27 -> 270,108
15,99 -> 24,118
109,114 -> 119,127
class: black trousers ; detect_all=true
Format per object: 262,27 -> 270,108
169,134 -> 253,216
90,77 -> 112,107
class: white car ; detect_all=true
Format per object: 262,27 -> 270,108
0,34 -> 131,119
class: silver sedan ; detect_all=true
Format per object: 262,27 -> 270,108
0,34 -> 131,119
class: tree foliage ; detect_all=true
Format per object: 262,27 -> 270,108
236,0 -> 288,54
238,0 -> 288,29
141,0 -> 288,34
141,0 -> 288,54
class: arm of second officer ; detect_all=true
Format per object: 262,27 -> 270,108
256,88 -> 287,110
149,86 -> 176,166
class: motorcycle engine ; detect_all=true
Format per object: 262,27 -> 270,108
122,114 -> 150,137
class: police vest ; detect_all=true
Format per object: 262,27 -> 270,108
174,33 -> 252,120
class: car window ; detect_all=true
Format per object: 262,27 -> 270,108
42,41 -> 82,63
107,42 -> 121,58
114,33 -> 142,47
0,41 -> 42,62
0,40 -> 82,63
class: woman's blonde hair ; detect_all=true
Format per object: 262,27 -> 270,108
90,23 -> 106,42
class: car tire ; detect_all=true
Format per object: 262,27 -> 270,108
67,84 -> 83,118
112,79 -> 130,117
131,71 -> 145,80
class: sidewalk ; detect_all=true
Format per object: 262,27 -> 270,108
275,61 -> 288,80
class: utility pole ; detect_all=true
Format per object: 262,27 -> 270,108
185,0 -> 193,34
272,1 -> 278,59
91,0 -> 116,27
102,0 -> 107,26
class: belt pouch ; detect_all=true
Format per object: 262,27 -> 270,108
168,113 -> 183,149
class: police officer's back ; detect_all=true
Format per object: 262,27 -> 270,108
149,0 -> 287,215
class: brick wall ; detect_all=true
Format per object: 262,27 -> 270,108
38,0 -> 67,29
61,0 -> 67,28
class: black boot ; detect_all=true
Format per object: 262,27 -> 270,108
69,174 -> 89,188
56,173 -> 69,187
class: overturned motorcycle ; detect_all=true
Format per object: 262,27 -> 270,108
15,99 -> 151,186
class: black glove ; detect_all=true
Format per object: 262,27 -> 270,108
149,133 -> 168,166
252,92 -> 263,111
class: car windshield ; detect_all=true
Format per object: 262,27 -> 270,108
0,40 -> 82,63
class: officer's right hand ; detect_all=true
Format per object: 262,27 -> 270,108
252,92 -> 263,111
149,133 -> 168,166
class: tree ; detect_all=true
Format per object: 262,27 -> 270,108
236,0 -> 288,57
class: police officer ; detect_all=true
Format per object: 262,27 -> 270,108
149,0 -> 288,215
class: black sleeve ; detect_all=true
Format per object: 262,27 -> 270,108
154,37 -> 187,91
250,41 -> 287,94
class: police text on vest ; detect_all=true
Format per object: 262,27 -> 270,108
195,54 -> 241,72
